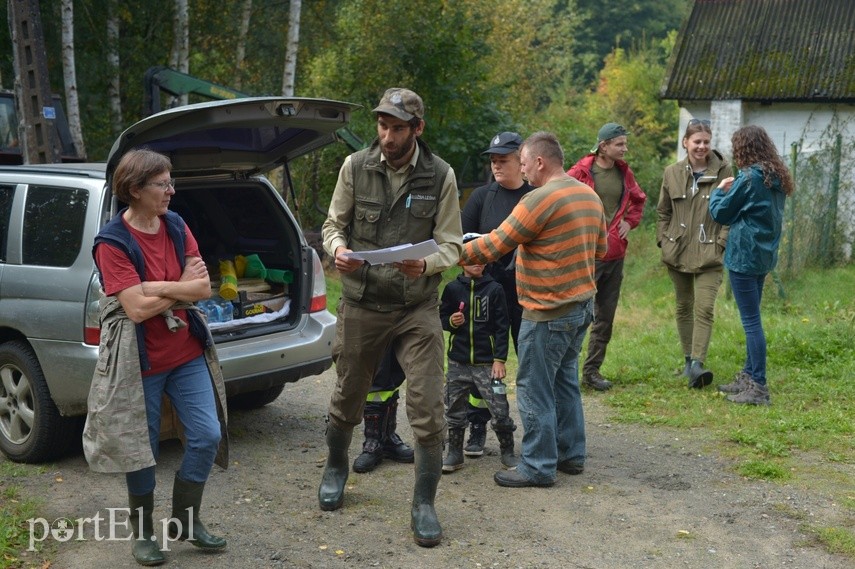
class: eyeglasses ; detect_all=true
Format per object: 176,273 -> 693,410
146,178 -> 175,190
688,119 -> 711,127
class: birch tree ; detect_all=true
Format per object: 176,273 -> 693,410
61,0 -> 86,158
282,0 -> 301,96
170,0 -> 190,105
106,0 -> 122,136
235,0 -> 253,90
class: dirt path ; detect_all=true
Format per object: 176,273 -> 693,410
13,367 -> 851,569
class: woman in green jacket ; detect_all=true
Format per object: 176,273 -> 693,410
657,119 -> 730,389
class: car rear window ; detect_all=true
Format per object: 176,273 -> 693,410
23,185 -> 88,267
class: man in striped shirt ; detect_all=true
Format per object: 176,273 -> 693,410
460,131 -> 608,488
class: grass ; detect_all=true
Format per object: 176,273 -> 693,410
325,224 -> 855,558
3,235 -> 849,565
0,463 -> 48,569
606,227 -> 854,476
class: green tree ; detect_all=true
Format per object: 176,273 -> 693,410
541,34 -> 679,217
572,0 -> 690,87
296,0 -> 514,228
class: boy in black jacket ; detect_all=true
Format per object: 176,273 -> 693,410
440,234 -> 517,471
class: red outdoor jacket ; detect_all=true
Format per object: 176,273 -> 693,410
567,154 -> 647,261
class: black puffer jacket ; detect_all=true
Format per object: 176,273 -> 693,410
439,274 -> 509,365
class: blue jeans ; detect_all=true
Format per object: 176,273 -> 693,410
126,355 -> 221,495
729,271 -> 767,385
515,299 -> 593,484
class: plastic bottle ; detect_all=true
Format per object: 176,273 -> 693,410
218,259 -> 239,300
216,297 -> 234,322
197,299 -> 219,323
491,376 -> 508,407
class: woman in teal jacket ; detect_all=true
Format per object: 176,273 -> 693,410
709,125 -> 794,405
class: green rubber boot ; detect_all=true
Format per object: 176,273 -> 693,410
318,422 -> 353,511
167,473 -> 227,550
411,442 -> 443,547
128,492 -> 165,566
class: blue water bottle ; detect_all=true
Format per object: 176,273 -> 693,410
216,298 -> 234,322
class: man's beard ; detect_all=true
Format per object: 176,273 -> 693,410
384,133 -> 416,163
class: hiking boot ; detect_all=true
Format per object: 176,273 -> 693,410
687,359 -> 713,389
352,412 -> 384,473
495,428 -> 519,469
727,380 -> 770,405
583,371 -> 613,391
384,432 -> 415,463
463,422 -> 486,457
442,428 -> 465,473
557,460 -> 584,475
718,371 -> 752,394
382,399 -> 414,463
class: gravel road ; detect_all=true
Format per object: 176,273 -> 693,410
10,367 -> 852,569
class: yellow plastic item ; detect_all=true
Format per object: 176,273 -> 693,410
234,255 -> 247,278
218,260 -> 239,300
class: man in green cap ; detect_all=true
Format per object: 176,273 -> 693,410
320,87 -> 462,547
567,123 -> 647,391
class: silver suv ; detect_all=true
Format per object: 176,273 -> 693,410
0,97 -> 356,463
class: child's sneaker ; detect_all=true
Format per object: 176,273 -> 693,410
726,380 -> 770,405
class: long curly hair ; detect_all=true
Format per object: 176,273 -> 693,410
731,125 -> 794,196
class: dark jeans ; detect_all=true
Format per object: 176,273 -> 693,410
583,259 -> 624,377
729,271 -> 768,385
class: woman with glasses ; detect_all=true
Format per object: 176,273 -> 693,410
656,119 -> 730,389
83,148 -> 228,565
709,125 -> 794,405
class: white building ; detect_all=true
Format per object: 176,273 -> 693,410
661,0 -> 855,263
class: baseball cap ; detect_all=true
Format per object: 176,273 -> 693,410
591,122 -> 629,153
482,132 -> 523,155
372,88 -> 424,121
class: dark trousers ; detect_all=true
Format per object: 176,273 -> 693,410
467,263 -> 521,424
583,259 -> 624,377
365,343 -> 406,412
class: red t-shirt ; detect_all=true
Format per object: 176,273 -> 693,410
95,217 -> 204,375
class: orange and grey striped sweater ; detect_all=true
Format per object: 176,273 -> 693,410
460,176 -> 607,322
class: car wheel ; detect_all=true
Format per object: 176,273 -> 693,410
0,341 -> 82,463
227,384 -> 286,410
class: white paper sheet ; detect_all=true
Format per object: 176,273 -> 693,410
342,239 -> 440,265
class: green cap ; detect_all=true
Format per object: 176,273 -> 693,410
591,122 -> 629,153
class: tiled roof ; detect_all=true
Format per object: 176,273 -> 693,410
661,0 -> 855,102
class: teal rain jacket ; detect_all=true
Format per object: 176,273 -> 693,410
709,165 -> 787,275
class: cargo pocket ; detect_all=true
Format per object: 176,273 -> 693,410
352,200 -> 383,242
408,196 -> 437,236
660,232 -> 683,267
